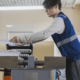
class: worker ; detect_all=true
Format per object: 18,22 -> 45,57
10,0 -> 80,80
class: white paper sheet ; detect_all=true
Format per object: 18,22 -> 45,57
0,40 -> 14,45
0,40 -> 30,46
0,50 -> 20,56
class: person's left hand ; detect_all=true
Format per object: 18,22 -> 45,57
16,43 -> 24,46
10,36 -> 18,43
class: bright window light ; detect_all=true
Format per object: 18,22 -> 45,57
0,6 -> 44,10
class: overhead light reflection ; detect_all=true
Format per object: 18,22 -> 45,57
6,25 -> 13,27
0,6 -> 44,10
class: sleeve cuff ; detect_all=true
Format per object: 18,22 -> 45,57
17,36 -> 21,43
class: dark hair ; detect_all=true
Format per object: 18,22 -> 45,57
43,0 -> 62,10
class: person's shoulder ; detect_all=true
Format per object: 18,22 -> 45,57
58,12 -> 67,17
54,17 -> 64,22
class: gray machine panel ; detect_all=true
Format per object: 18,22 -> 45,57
0,56 -> 18,68
44,57 -> 66,69
11,69 -> 51,80
24,72 -> 38,80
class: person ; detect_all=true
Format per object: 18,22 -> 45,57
10,0 -> 80,80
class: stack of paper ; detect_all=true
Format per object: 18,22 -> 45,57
0,50 -> 20,56
0,40 -> 30,46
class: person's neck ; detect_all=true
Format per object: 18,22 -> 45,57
52,10 -> 61,18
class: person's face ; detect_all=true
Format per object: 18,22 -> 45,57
45,4 -> 58,18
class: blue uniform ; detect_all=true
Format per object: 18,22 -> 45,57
51,12 -> 80,61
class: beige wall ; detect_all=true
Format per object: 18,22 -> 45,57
62,8 -> 79,33
0,10 -> 53,40
33,41 -> 54,60
79,8 -> 80,34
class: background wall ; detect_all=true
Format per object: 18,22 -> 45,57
62,8 -> 79,33
0,10 -> 53,40
79,8 -> 80,34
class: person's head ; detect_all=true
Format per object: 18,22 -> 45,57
43,0 -> 62,18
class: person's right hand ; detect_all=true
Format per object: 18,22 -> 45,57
9,36 -> 18,43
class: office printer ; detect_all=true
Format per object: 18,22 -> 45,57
6,44 -> 33,60
0,44 -> 66,80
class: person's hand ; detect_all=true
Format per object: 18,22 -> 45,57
9,36 -> 18,43
16,43 -> 24,46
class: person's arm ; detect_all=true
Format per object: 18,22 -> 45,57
10,17 -> 65,44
